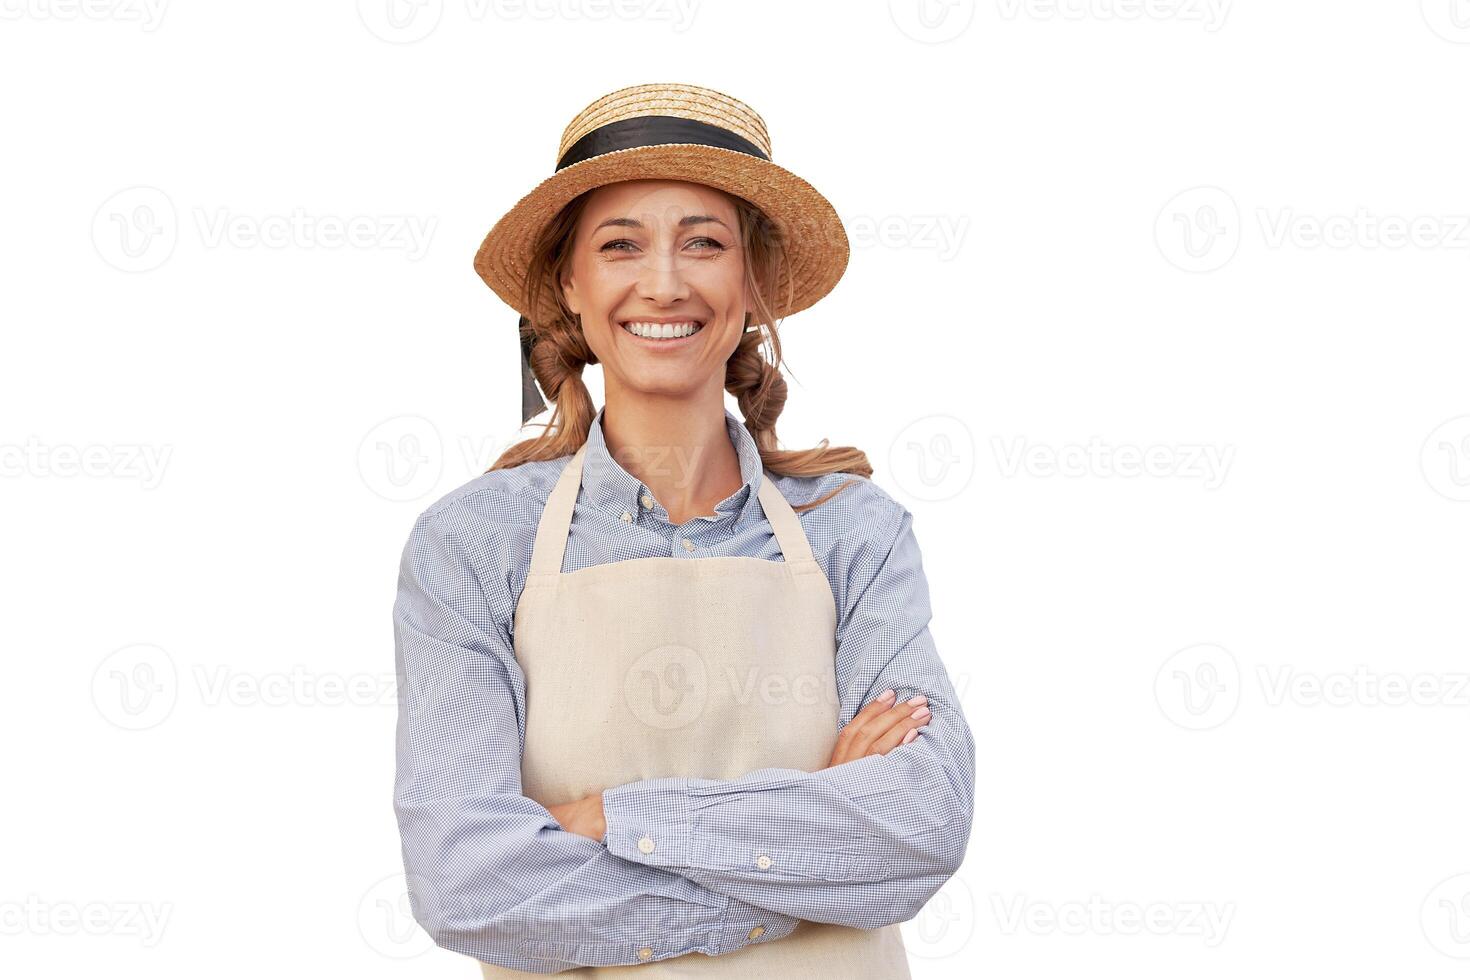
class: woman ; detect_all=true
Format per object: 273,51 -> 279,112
392,83 -> 975,977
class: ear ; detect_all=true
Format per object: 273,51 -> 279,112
560,269 -> 580,316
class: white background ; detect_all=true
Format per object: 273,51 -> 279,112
3,1 -> 1469,977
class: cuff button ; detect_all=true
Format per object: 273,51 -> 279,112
638,947 -> 653,959
755,854 -> 772,869
748,926 -> 765,941
638,836 -> 656,854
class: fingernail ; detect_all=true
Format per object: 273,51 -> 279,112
878,689 -> 896,702
911,706 -> 931,720
907,695 -> 927,706
901,729 -> 917,745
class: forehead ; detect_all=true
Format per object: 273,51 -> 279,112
579,179 -> 738,227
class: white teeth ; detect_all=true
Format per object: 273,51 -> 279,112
621,320 -> 703,339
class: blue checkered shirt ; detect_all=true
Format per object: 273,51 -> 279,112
392,405 -> 975,973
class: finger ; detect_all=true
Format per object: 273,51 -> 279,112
867,704 -> 932,756
848,694 -> 929,758
832,689 -> 899,764
835,688 -> 897,748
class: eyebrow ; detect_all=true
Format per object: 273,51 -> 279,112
592,214 -> 731,233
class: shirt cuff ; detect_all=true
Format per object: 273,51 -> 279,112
717,895 -> 799,954
602,776 -> 693,868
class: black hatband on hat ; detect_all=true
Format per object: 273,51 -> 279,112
555,115 -> 769,171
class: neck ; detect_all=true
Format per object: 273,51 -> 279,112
600,388 -> 742,525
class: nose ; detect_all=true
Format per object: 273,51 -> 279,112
635,241 -> 691,307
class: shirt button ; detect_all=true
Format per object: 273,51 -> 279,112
638,836 -> 656,854
748,926 -> 765,941
638,947 -> 653,959
640,493 -> 654,508
682,539 -> 695,552
620,511 -> 632,522
755,854 -> 772,870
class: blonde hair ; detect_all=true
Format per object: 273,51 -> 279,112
487,186 -> 870,513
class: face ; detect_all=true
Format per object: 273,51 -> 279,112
561,179 -> 752,400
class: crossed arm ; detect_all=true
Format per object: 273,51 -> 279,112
392,501 -> 975,973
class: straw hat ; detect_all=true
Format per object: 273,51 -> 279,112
472,82 -> 850,424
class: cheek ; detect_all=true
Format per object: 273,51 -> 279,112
688,260 -> 746,306
573,252 -> 636,296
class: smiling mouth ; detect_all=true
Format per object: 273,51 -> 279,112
619,319 -> 706,340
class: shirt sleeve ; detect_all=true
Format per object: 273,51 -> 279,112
393,507 -> 800,973
600,500 -> 976,930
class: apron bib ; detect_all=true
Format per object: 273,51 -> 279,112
479,442 -> 910,978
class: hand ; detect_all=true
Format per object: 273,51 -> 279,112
826,688 -> 929,767
546,791 -> 607,842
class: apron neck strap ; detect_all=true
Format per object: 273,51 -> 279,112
755,470 -> 816,563
528,442 -> 589,578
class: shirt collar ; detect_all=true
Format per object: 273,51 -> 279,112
581,405 -> 765,525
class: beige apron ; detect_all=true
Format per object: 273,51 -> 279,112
478,442 -> 910,978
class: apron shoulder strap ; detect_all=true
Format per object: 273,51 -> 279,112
527,442 -> 587,579
527,446 -> 820,576
757,471 -> 817,564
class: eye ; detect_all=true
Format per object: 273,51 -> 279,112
686,237 -> 725,251
600,239 -> 636,253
